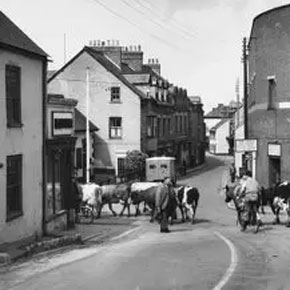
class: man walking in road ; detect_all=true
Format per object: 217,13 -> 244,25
155,178 -> 177,233
229,162 -> 236,183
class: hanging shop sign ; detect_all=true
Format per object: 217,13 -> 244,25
52,111 -> 73,136
235,139 -> 257,152
268,143 -> 281,157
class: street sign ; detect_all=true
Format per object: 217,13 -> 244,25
235,139 -> 257,152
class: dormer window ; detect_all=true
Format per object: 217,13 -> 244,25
111,86 -> 120,103
152,77 -> 157,86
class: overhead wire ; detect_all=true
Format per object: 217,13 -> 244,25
120,0 -> 195,40
89,0 -> 180,50
134,0 -> 196,39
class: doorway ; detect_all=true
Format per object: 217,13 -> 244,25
269,157 -> 281,187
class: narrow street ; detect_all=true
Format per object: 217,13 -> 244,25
2,154 -> 290,290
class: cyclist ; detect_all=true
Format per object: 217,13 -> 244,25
238,170 -> 262,231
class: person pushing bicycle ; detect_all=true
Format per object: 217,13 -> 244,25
238,170 -> 262,231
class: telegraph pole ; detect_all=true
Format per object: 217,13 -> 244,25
243,37 -> 248,139
86,67 -> 90,183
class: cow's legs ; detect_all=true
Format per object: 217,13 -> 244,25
97,203 -> 104,218
108,203 -> 117,216
119,200 -> 127,217
150,206 -> 156,223
135,203 -> 140,217
178,204 -> 185,222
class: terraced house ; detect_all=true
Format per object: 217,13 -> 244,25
0,12 -> 48,243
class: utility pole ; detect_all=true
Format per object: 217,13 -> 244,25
86,67 -> 90,183
235,78 -> 240,127
243,37 -> 248,139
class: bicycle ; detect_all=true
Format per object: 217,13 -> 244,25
76,203 -> 98,224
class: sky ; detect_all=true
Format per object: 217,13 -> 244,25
1,0 -> 290,113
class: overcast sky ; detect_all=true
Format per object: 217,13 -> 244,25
1,0 -> 290,112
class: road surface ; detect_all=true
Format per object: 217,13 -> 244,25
2,154 -> 290,290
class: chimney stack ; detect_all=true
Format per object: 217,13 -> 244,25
121,44 -> 143,71
147,57 -> 161,75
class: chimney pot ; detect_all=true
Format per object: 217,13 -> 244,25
101,41 -> 105,46
93,40 -> 96,46
107,40 -> 110,46
97,40 -> 101,46
156,58 -> 159,64
152,58 -> 155,64
138,45 -> 141,51
116,40 -> 120,46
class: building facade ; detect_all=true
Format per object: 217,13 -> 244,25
48,47 -> 143,182
247,4 -> 290,187
0,12 -> 47,243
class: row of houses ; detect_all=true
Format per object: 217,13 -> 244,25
0,12 -> 206,244
234,4 -> 290,187
205,102 -> 239,155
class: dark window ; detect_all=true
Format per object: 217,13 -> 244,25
155,92 -> 159,100
147,116 -> 157,137
117,158 -> 125,176
163,118 -> 166,136
6,155 -> 22,221
160,164 -> 167,169
268,79 -> 276,110
109,117 -> 122,138
76,148 -> 83,169
54,118 -> 73,129
6,65 -> 21,127
149,164 -> 156,169
111,87 -> 120,102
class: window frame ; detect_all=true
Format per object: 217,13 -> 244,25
109,117 -> 122,139
110,86 -> 121,103
267,78 -> 276,110
6,65 -> 22,127
6,154 -> 23,221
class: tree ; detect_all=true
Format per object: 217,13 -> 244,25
124,150 -> 148,180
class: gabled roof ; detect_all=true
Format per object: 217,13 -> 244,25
75,108 -> 99,133
48,46 -> 145,100
210,118 -> 229,132
0,11 -> 48,58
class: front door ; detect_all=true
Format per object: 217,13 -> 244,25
269,157 -> 281,187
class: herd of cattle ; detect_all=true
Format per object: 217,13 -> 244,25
76,181 -> 200,224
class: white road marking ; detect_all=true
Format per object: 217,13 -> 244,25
212,231 -> 238,290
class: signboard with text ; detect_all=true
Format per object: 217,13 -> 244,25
52,111 -> 73,136
235,139 -> 257,152
268,143 -> 281,157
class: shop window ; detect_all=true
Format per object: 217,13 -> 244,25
6,65 -> 22,127
109,117 -> 122,139
111,87 -> 120,102
6,154 -> 22,221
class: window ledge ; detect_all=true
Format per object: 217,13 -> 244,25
6,211 -> 23,222
110,101 -> 122,104
7,123 -> 24,129
109,137 -> 122,140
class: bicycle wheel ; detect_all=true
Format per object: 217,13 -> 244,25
80,206 -> 94,224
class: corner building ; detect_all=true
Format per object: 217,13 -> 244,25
248,4 -> 290,187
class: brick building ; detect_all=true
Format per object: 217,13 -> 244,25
246,4 -> 290,187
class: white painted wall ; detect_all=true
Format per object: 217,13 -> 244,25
48,52 -> 141,173
215,120 -> 230,154
0,50 -> 43,243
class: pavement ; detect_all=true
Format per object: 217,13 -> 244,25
0,160 -> 208,267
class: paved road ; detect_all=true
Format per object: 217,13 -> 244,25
2,154 -> 290,290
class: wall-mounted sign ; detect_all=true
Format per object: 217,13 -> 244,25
235,139 -> 257,152
52,111 -> 73,136
268,143 -> 281,157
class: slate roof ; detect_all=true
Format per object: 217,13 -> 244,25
123,73 -> 151,84
48,46 -> 146,100
74,108 -> 99,133
0,11 -> 48,58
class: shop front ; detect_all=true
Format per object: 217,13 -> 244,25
45,95 -> 77,234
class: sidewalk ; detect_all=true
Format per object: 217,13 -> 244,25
0,208 -> 139,267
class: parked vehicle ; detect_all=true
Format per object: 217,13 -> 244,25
146,157 -> 177,185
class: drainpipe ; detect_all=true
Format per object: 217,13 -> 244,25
42,58 -> 48,236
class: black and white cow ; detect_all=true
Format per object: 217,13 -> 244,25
175,185 -> 200,224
